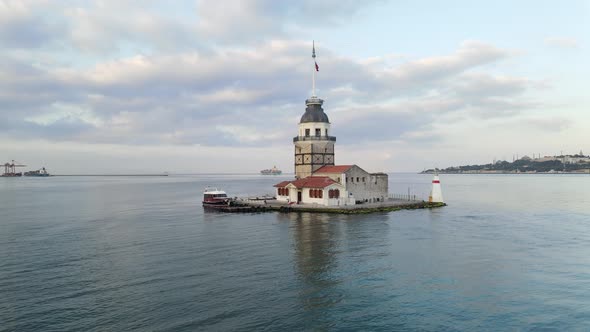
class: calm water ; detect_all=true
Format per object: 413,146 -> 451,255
1,173 -> 589,331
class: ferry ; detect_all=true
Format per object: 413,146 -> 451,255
260,166 -> 282,175
202,187 -> 232,206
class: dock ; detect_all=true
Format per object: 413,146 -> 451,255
205,198 -> 446,214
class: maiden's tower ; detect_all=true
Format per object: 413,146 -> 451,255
275,42 -> 389,206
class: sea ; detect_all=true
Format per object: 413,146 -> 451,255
1,173 -> 589,331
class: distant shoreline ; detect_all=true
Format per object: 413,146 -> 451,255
53,174 -> 169,177
420,171 -> 590,175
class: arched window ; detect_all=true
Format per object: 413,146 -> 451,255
329,189 -> 337,198
334,189 -> 340,198
319,190 -> 323,198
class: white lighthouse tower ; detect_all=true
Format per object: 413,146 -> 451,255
429,172 -> 444,203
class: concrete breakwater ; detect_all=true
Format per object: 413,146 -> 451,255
205,199 -> 446,214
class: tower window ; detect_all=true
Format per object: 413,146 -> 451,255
305,129 -> 310,137
315,128 -> 321,137
325,129 -> 328,136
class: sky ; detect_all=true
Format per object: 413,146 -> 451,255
1,0 -> 588,173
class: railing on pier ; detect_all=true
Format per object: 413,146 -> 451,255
389,193 -> 422,201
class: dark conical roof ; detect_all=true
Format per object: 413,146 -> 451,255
300,97 -> 329,123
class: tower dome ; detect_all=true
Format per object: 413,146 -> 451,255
300,97 -> 329,123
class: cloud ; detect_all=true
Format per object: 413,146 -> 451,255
0,0 -> 65,48
0,1 -> 544,163
0,38 -> 536,149
63,3 -> 199,53
195,0 -> 381,44
451,73 -> 529,99
388,41 -> 510,84
544,37 -> 579,49
524,116 -> 573,131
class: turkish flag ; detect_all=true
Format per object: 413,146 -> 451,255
315,61 -> 319,72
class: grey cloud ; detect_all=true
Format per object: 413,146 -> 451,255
451,74 -> 529,99
0,2 -> 65,48
0,37 -> 536,147
0,116 -> 95,140
195,0 -> 383,44
524,116 -> 573,131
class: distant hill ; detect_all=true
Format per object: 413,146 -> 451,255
422,155 -> 590,174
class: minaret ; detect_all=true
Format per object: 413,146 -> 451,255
293,42 -> 336,179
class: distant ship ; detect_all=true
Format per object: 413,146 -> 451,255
260,166 -> 282,175
24,167 -> 50,177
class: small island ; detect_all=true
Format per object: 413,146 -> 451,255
422,153 -> 590,174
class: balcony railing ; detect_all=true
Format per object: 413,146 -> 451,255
293,135 -> 337,142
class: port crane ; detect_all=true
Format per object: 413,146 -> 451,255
2,160 -> 26,177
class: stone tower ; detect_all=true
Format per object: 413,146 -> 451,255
293,41 -> 335,179
293,97 -> 335,179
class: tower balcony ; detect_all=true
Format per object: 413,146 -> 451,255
293,135 -> 337,142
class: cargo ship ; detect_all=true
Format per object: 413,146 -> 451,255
24,167 -> 50,177
260,166 -> 282,175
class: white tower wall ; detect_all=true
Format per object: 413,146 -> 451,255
429,175 -> 444,203
298,122 -> 331,137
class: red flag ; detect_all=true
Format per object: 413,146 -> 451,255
315,61 -> 319,72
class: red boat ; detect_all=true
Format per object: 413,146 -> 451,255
202,187 -> 231,206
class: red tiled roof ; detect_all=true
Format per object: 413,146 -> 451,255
314,165 -> 354,174
273,181 -> 292,187
292,176 -> 338,188
274,176 -> 339,189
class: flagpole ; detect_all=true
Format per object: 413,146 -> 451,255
312,40 -> 316,97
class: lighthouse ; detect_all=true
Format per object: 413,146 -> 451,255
293,41 -> 336,179
429,173 -> 444,203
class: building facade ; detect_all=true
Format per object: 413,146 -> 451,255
314,165 -> 388,203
